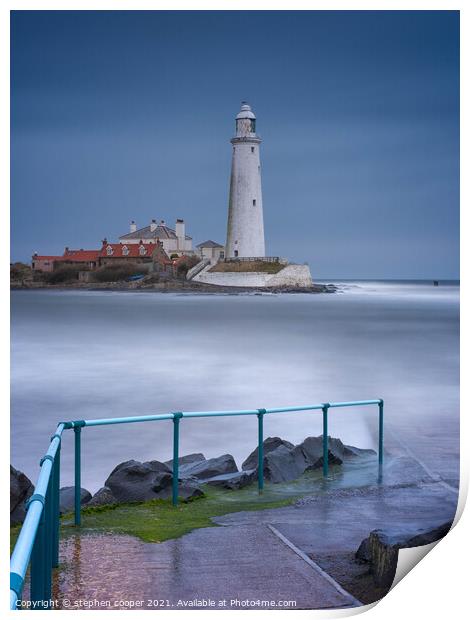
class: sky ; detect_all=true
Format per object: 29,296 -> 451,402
11,11 -> 459,279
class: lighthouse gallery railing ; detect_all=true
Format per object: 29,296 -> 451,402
10,398 -> 384,610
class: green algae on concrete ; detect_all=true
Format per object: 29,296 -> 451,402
60,485 -> 299,543
10,474 -> 318,551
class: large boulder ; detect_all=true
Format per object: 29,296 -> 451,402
241,436 -> 376,485
204,469 -> 257,490
87,486 -> 118,507
296,436 -> 344,469
10,465 -> 33,525
59,486 -> 92,514
242,437 -> 295,470
165,453 -> 206,469
355,521 -> 453,588
179,454 -> 238,481
262,445 -> 307,483
104,459 -> 203,503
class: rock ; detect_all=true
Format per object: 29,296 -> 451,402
355,538 -> 371,563
104,459 -> 203,503
204,469 -> 257,490
343,444 -> 377,458
242,437 -> 295,470
59,486 -> 92,514
179,454 -> 238,480
10,465 -> 33,525
88,486 -> 118,507
355,521 -> 453,588
296,436 -> 344,469
164,453 -> 206,469
242,436 -> 376,485
263,445 -> 307,483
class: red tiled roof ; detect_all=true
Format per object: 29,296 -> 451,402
32,256 -> 62,261
61,250 -> 100,262
98,243 -> 158,258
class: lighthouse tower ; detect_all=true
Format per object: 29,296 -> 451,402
225,102 -> 265,258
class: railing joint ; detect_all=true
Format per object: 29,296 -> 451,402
50,433 -> 62,443
39,454 -> 54,466
172,411 -> 183,420
26,493 -> 46,510
60,421 -> 74,429
10,572 -> 24,598
257,408 -> 266,417
72,420 -> 86,428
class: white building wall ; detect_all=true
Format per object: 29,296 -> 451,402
193,264 -> 313,288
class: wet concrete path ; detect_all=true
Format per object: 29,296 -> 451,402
54,525 -> 358,610
51,433 -> 459,611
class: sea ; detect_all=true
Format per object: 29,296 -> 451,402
10,281 -> 459,493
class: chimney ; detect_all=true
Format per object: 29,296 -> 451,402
102,238 -> 107,247
130,220 -> 137,233
150,219 -> 157,232
160,219 -> 166,227
175,219 -> 185,250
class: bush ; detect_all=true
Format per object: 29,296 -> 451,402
170,253 -> 179,259
176,255 -> 200,278
92,263 -> 143,283
10,262 -> 31,281
45,266 -> 81,284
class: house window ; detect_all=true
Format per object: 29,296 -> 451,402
234,250 -> 239,257
220,251 -> 224,259
106,245 -> 113,256
139,245 -> 147,256
253,199 -> 256,206
122,245 -> 129,256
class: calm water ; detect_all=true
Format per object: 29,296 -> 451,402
11,282 -> 459,492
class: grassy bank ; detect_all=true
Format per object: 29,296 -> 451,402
209,260 -> 284,274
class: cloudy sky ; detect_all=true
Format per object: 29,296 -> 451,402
11,11 -> 459,278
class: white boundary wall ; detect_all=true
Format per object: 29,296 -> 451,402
192,264 -> 312,288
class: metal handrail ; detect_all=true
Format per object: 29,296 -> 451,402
10,398 -> 384,610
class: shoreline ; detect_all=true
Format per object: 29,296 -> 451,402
10,280 -> 338,295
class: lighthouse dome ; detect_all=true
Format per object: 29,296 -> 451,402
236,102 -> 256,120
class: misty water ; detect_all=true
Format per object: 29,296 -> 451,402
11,282 -> 459,493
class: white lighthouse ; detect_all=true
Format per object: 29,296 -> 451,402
225,102 -> 266,258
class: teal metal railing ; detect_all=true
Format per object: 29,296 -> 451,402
10,398 -> 383,610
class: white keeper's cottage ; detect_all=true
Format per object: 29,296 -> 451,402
119,218 -> 192,257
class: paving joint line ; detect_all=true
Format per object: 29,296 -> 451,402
267,524 -> 362,608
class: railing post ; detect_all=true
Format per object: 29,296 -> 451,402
322,404 -> 330,478
74,426 -> 81,526
30,503 -> 46,607
172,413 -> 183,506
257,409 -> 266,494
43,476 -> 53,604
52,442 -> 60,567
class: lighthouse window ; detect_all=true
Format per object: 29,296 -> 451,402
251,147 -> 255,153
250,120 -> 256,132
234,250 -> 239,257
253,199 -> 256,206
